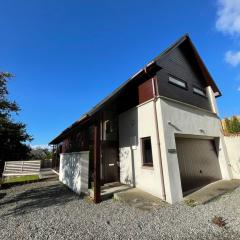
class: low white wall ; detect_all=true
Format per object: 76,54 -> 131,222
224,136 -> 240,179
119,100 -> 164,199
59,151 -> 89,194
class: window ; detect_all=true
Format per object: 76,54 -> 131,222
105,120 -> 112,134
168,76 -> 187,89
141,137 -> 153,167
193,87 -> 206,97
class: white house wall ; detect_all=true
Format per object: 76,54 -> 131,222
59,151 -> 89,195
119,100 -> 164,198
224,136 -> 240,179
157,97 -> 232,203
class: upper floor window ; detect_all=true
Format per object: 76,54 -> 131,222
168,76 -> 187,89
103,117 -> 118,141
193,87 -> 206,97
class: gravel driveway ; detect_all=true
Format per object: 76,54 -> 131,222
1,180 -> 240,240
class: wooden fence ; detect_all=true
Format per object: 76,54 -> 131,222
3,160 -> 41,177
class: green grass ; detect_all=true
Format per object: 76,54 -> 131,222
0,175 -> 39,185
83,196 -> 94,204
184,199 -> 198,207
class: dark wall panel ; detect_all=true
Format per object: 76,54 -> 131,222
138,78 -> 154,104
156,44 -> 211,111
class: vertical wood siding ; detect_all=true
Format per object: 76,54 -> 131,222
156,43 -> 211,111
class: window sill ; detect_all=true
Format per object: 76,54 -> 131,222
142,165 -> 154,170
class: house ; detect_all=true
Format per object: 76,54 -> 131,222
49,34 -> 232,204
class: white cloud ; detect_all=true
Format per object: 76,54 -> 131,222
225,50 -> 240,66
216,0 -> 240,35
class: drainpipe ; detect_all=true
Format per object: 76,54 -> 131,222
145,70 -> 166,200
206,86 -> 219,115
152,78 -> 166,200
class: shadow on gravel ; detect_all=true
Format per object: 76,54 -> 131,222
1,182 -> 82,217
0,192 -> 6,200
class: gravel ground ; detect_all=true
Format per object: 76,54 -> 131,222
1,180 -> 240,240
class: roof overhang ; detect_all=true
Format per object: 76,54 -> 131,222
49,115 -> 91,145
49,34 -> 222,145
49,61 -> 159,145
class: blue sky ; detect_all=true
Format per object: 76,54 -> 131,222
0,0 -> 240,146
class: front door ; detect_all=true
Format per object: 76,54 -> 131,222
101,109 -> 119,184
102,144 -> 119,183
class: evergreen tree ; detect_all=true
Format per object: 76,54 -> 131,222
0,72 -> 32,174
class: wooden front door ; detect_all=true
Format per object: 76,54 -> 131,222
102,142 -> 119,184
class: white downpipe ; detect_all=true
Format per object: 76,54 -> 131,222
206,86 -> 219,115
152,77 -> 166,200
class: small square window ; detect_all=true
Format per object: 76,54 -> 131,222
168,76 -> 187,89
193,87 -> 206,97
141,137 -> 153,167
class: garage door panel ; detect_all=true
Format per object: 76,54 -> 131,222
176,138 -> 222,193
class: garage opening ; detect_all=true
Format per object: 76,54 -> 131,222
175,137 -> 222,195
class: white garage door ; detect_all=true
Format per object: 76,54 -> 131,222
175,137 -> 222,194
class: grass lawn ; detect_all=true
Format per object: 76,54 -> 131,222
0,175 -> 39,185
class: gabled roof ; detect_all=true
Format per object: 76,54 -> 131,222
153,34 -> 221,96
49,34 -> 221,145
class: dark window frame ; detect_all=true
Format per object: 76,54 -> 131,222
193,85 -> 207,98
168,75 -> 188,90
141,137 -> 153,167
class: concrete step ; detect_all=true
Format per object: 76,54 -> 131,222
88,183 -> 132,201
114,188 -> 168,211
88,188 -> 114,200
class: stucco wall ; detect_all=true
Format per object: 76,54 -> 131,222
59,151 -> 89,194
224,136 -> 240,179
119,100 -> 164,198
157,97 -> 232,203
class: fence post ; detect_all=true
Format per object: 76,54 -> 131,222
3,162 -> 7,173
21,161 -> 24,174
